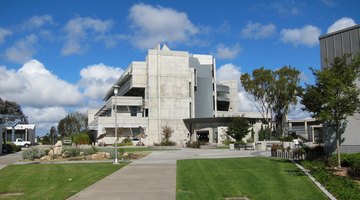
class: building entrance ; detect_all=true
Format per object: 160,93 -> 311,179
196,131 -> 209,143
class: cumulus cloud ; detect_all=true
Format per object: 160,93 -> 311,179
79,63 -> 124,99
23,15 -> 55,29
241,22 -> 276,39
327,17 -> 356,34
287,98 -> 311,120
23,106 -> 67,124
0,59 -> 82,107
216,63 -> 258,112
280,25 -> 321,47
0,27 -> 12,44
3,34 -> 37,63
62,17 -> 116,55
214,43 -> 241,60
128,3 -> 198,49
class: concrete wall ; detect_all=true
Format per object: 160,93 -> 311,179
146,46 -> 192,145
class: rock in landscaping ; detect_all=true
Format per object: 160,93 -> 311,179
79,152 -> 85,156
105,152 -> 110,158
48,149 -> 54,155
40,155 -> 51,161
91,152 -> 107,160
55,141 -> 62,147
62,151 -> 71,158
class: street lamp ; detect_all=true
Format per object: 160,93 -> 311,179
113,85 -> 119,164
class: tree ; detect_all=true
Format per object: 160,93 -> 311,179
0,98 -> 28,123
49,126 -> 57,145
226,116 -> 251,142
240,66 -> 301,138
301,55 -> 360,167
57,112 -> 88,137
160,125 -> 176,146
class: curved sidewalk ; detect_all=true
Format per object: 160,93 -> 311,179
68,149 -> 269,200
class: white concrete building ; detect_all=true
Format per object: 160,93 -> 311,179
88,45 -> 262,146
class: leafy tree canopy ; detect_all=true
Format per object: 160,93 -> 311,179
226,116 -> 251,142
301,54 -> 360,167
57,112 -> 88,137
240,66 -> 301,137
0,98 -> 28,124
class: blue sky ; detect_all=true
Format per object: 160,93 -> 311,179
0,0 -> 359,135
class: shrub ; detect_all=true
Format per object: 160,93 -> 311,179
22,148 -> 46,160
305,145 -> 325,161
5,143 -> 21,153
72,133 -> 91,145
329,153 -> 360,177
160,141 -> 176,146
63,147 -> 81,157
119,137 -> 133,146
186,141 -> 201,148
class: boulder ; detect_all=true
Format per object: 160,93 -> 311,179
91,152 -> 107,160
48,149 -> 54,155
40,155 -> 52,161
105,152 -> 110,158
53,147 -> 62,155
55,141 -> 62,147
62,151 -> 71,158
79,152 -> 85,156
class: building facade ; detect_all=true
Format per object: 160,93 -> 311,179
319,24 -> 360,153
88,45 -> 261,146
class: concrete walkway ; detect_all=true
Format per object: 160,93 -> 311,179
0,151 -> 23,170
68,149 -> 270,200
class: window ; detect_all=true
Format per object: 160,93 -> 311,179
129,106 -> 140,116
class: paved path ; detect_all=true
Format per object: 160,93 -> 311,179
0,151 -> 23,170
68,149 -> 270,200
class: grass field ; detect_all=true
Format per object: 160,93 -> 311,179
177,157 -> 327,200
0,163 -> 126,199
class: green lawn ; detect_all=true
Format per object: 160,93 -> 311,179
0,163 -> 127,199
177,157 -> 327,200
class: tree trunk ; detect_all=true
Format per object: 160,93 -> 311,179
336,127 -> 341,168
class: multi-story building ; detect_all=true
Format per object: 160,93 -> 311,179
286,119 -> 322,143
319,24 -> 360,153
88,44 -> 263,146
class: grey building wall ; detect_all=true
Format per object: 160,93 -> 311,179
319,25 -> 360,153
189,58 -> 214,118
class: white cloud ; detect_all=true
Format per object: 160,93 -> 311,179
4,34 -> 37,63
23,106 -> 67,124
128,3 -> 198,49
0,27 -> 12,44
0,59 -> 82,107
287,98 -> 311,120
280,25 -> 321,47
327,17 -> 356,34
216,63 -> 241,82
62,17 -> 115,55
216,63 -> 258,112
241,22 -> 276,39
23,15 -> 55,29
214,43 -> 241,60
79,63 -> 124,99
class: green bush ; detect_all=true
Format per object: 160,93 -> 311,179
300,159 -> 360,200
119,137 -> 133,146
186,141 -> 201,148
62,147 -> 81,157
305,145 -> 325,161
160,141 -> 176,146
22,148 -> 46,160
72,133 -> 90,145
329,153 -> 360,177
4,143 -> 21,153
81,146 -> 100,155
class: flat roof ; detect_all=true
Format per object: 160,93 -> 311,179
319,24 -> 360,39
